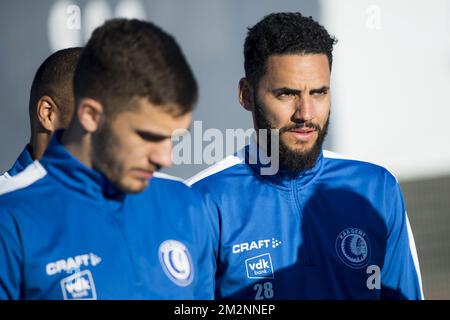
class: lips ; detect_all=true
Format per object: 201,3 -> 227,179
290,128 -> 315,134
134,169 -> 154,180
287,128 -> 316,141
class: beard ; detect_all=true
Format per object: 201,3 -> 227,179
254,99 -> 330,175
91,121 -> 134,194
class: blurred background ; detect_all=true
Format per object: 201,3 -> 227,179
0,0 -> 449,299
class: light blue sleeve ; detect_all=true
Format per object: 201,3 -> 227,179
381,180 -> 424,300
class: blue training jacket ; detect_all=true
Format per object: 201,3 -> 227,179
188,138 -> 423,300
0,132 -> 216,299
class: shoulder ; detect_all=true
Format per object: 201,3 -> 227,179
150,172 -> 196,196
0,161 -> 48,230
143,171 -> 204,205
186,150 -> 247,188
152,171 -> 188,186
322,150 -> 399,185
0,161 -> 47,199
141,172 -> 215,233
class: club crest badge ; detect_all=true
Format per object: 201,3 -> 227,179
335,227 -> 370,269
159,240 -> 194,287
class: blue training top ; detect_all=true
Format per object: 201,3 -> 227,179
188,138 -> 423,300
0,131 -> 216,299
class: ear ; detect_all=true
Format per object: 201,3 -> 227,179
76,98 -> 105,133
238,78 -> 255,112
36,96 -> 60,132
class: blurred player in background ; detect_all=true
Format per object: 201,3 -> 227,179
0,19 -> 215,299
0,47 -> 81,179
188,12 -> 423,300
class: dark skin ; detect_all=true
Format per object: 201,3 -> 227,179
29,94 -> 72,159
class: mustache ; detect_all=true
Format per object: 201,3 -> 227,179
279,122 -> 322,134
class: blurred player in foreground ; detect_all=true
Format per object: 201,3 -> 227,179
0,19 -> 215,299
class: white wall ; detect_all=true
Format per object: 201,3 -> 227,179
322,0 -> 450,180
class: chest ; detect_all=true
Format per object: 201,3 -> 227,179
216,187 -> 388,299
18,199 -> 199,299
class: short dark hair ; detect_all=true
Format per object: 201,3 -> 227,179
74,19 -> 198,118
244,12 -> 337,86
29,47 -> 82,129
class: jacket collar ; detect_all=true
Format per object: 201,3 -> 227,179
7,144 -> 34,176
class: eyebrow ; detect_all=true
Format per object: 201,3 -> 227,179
272,87 -> 301,96
272,86 -> 329,96
309,86 -> 329,95
135,129 -> 171,141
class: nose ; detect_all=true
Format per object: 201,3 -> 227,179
148,139 -> 172,169
292,94 -> 313,123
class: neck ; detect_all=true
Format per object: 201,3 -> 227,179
29,132 -> 51,160
61,122 -> 93,169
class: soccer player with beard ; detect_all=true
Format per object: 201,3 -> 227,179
0,19 -> 215,299
188,12 -> 423,299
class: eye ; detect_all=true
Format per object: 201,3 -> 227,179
277,92 -> 296,99
312,90 -> 328,96
136,130 -> 166,142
